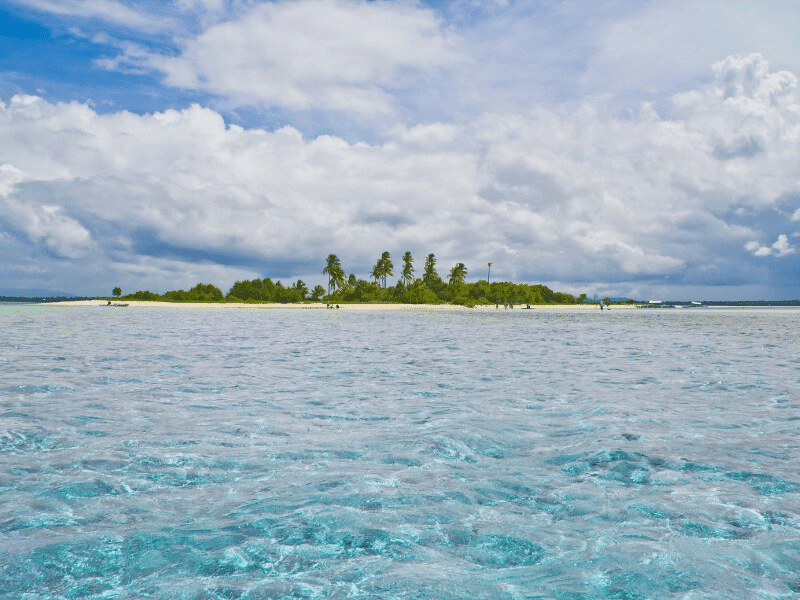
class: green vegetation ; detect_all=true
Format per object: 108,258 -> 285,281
123,283 -> 224,303
401,251 -> 414,286
226,278 -> 306,303
118,251 -> 580,306
423,253 -> 441,290
371,251 -> 393,288
323,254 -> 345,295
311,284 -> 326,300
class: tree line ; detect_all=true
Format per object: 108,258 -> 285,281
117,251 -> 577,306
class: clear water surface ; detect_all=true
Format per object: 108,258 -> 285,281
1,305 -> 799,599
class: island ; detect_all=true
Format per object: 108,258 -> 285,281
110,251 -> 586,307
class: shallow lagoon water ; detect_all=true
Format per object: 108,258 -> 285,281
1,305 -> 799,598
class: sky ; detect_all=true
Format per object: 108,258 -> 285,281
1,0 -> 799,300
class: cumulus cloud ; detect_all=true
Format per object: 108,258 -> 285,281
1,200 -> 92,260
471,56 -> 799,284
1,52 -> 800,297
582,0 -> 800,100
108,0 -> 461,116
745,235 -> 796,257
0,94 -> 479,291
0,160 -> 92,259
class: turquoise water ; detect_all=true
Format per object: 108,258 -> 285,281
1,305 -> 799,599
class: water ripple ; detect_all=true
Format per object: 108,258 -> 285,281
1,306 -> 798,598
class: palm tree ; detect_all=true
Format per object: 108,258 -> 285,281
323,254 -> 345,294
379,251 -> 393,287
294,279 -> 309,298
402,251 -> 414,286
372,251 -> 393,288
487,262 -> 492,284
449,262 -> 468,286
423,253 -> 440,289
371,259 -> 383,285
311,285 -> 326,300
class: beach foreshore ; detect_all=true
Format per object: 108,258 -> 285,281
43,299 -> 637,311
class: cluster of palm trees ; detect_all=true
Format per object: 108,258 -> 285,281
118,253 -> 575,305
325,251 -> 470,294
323,254 -> 346,294
371,251 -> 394,288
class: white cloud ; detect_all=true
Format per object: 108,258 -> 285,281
1,159 -> 92,259
0,198 -> 93,259
390,123 -> 461,148
175,0 -> 225,11
0,94 -> 479,288
472,53 -> 800,284
670,54 -> 800,205
13,0 -> 172,32
582,0 -> 800,100
119,0 -> 462,115
772,234 -> 796,256
0,164 -> 25,197
1,51 -> 800,296
745,234 -> 796,257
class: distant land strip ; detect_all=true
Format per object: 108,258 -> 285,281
0,296 -> 95,303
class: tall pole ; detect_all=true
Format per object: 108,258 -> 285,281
487,261 -> 492,284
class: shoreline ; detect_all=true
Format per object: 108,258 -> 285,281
40,299 -> 632,312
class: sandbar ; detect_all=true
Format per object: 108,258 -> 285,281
43,299 -> 636,312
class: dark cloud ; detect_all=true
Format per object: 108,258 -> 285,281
130,228 -> 314,277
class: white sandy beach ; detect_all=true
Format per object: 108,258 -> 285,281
44,299 -> 638,312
